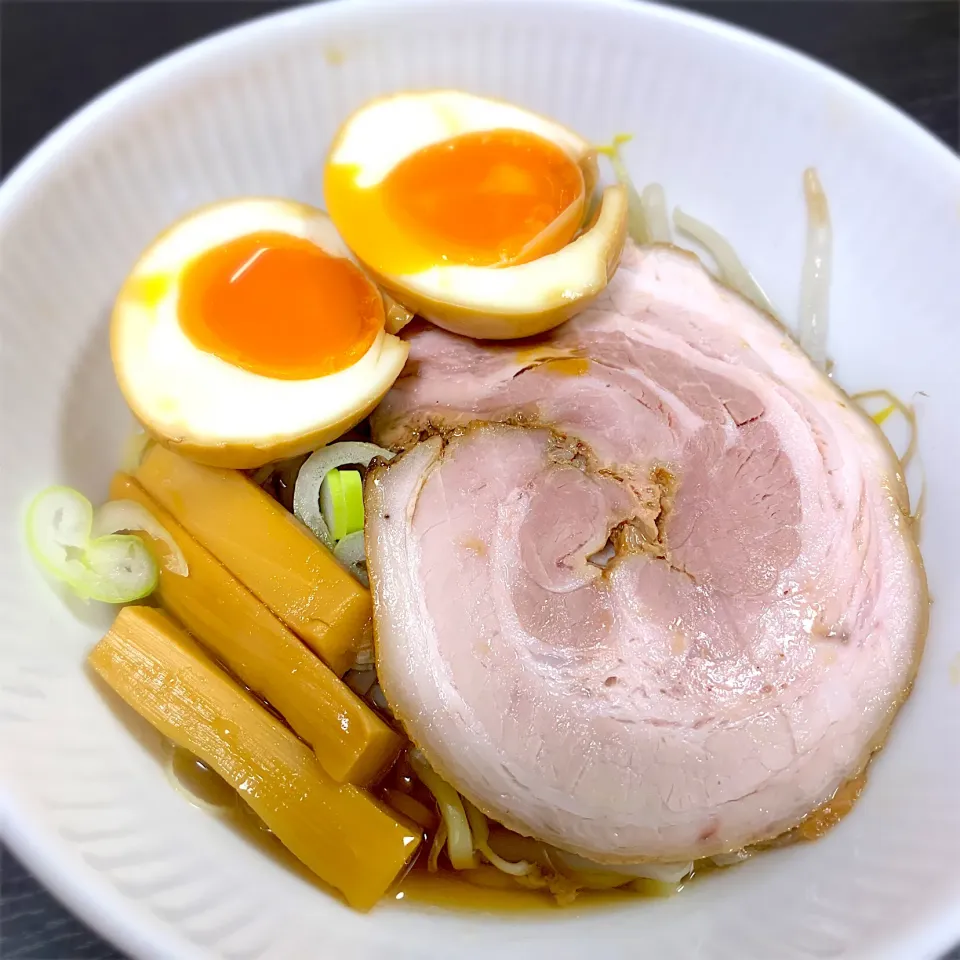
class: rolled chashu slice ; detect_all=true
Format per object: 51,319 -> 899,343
367,243 -> 928,863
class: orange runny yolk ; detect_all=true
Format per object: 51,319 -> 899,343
178,231 -> 383,380
325,128 -> 585,274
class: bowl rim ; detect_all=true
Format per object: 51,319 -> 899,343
1,2 -> 959,958
1,0 -> 958,218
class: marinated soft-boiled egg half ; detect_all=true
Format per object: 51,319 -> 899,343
325,91 -> 628,339
111,199 -> 408,469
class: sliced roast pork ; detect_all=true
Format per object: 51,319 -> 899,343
366,243 -> 927,863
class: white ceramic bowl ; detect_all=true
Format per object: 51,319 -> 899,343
2,2 -> 959,958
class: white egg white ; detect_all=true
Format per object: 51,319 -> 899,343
111,198 -> 408,469
331,91 -> 596,189
326,91 -> 628,339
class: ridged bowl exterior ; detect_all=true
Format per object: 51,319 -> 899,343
1,2 -> 959,958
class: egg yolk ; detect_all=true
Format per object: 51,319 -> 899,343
178,232 -> 383,380
325,129 -> 585,275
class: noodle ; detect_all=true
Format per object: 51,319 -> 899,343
464,800 -> 533,877
853,389 -> 925,531
673,207 -> 775,314
595,135 -> 651,244
427,821 -> 448,872
409,750 -> 477,870
641,183 -> 671,243
852,389 -> 918,470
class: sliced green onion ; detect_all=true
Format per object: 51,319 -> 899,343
293,441 -> 394,548
334,530 -> 368,587
26,486 -> 95,583
25,486 -> 158,603
341,471 -> 364,535
80,535 -> 158,603
409,750 -> 477,870
92,499 -> 188,576
320,468 -> 364,543
320,469 -> 348,542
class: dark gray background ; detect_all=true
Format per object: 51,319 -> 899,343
1,1 -> 957,957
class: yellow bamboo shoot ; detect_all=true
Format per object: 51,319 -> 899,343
89,607 -> 419,910
135,445 -> 368,675
109,473 -> 400,785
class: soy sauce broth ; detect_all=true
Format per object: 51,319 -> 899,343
163,728 -> 868,914
164,740 -> 678,912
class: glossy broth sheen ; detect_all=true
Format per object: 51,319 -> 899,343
178,231 -> 382,380
168,732 -> 867,912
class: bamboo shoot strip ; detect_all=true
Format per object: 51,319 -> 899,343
89,606 -> 420,910
109,473 -> 401,785
135,444 -> 370,675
